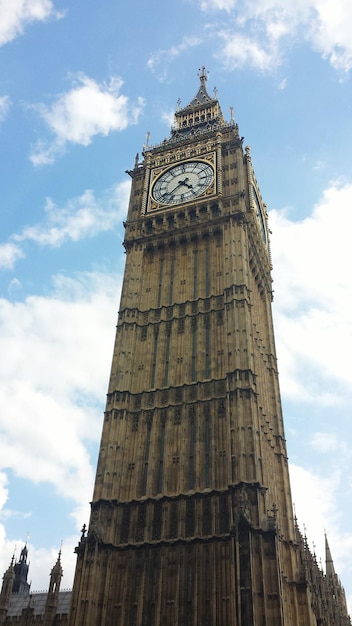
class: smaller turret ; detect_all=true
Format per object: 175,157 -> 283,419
48,550 -> 63,595
324,533 -> 350,625
0,557 -> 15,625
12,545 -> 30,594
43,550 -> 63,626
325,533 -> 337,584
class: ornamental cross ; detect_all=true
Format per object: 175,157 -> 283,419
198,66 -> 208,83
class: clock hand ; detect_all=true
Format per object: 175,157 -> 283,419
175,177 -> 194,190
169,183 -> 184,195
170,179 -> 188,194
182,181 -> 194,189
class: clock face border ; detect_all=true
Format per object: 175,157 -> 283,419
148,158 -> 216,211
251,183 -> 267,245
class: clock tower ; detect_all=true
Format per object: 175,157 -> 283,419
68,69 -> 350,626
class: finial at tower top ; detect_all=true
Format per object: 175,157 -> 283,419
198,66 -> 209,84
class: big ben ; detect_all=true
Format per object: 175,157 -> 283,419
68,69 -> 350,626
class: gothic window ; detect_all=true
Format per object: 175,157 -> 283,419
169,502 -> 178,538
219,494 -> 229,534
202,498 -> 212,535
175,388 -> 182,402
189,209 -> 197,221
186,500 -> 195,536
152,502 -> 162,540
135,504 -> 146,542
174,408 -> 181,424
134,395 -> 141,409
120,507 -> 130,543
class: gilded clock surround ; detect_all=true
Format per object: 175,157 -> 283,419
149,154 -> 216,211
151,160 -> 214,205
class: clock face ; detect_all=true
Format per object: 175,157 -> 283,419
252,186 -> 267,244
152,161 -> 214,205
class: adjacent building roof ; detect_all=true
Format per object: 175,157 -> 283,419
7,591 -> 71,617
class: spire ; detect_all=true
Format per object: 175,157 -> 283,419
171,67 -> 225,138
325,532 -> 337,580
324,533 -> 350,620
48,549 -> 63,594
0,557 -> 15,598
18,545 -> 28,564
0,557 -> 15,625
12,544 -> 30,594
180,66 -> 217,111
44,549 -> 64,626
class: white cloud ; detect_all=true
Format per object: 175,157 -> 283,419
199,0 -> 352,72
30,75 -> 144,165
0,242 -> 25,269
0,472 -> 8,510
269,181 -> 352,403
311,0 -> 352,71
217,30 -> 279,71
290,460 -> 352,616
161,109 -> 175,128
147,36 -> 202,81
0,180 -> 130,269
290,464 -> 340,564
0,95 -> 11,122
0,267 -> 126,590
0,508 -> 32,522
311,432 -> 346,454
0,270 -> 121,523
200,0 -> 236,10
0,0 -> 63,46
7,278 -> 22,297
0,269 -> 123,589
14,181 -> 130,247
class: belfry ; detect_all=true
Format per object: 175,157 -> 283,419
68,69 -> 350,626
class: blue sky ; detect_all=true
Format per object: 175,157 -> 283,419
0,0 -> 352,607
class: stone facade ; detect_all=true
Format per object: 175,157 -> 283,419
68,68 -> 351,626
